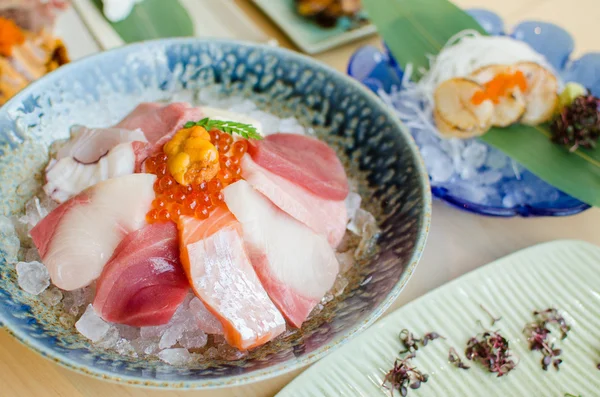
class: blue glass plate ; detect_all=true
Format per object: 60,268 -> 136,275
347,8 -> 596,217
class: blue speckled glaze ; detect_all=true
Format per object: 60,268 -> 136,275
0,39 -> 431,388
347,9 -> 596,217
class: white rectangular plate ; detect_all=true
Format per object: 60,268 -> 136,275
278,240 -> 600,397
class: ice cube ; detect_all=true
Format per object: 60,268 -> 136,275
179,330 -> 208,349
477,170 -> 503,185
131,338 -> 160,356
332,276 -> 349,297
421,145 -> 454,183
462,142 -> 487,168
0,215 -> 20,262
16,261 -> 50,295
485,149 -> 508,170
115,339 -> 137,357
159,322 -> 186,349
116,324 -> 140,340
189,298 -> 224,335
140,324 -> 167,340
345,192 -> 362,226
335,251 -> 355,273
348,209 -> 376,236
40,286 -> 63,306
76,305 -> 110,342
459,165 -> 478,181
158,348 -> 192,365
95,326 -> 120,348
19,197 -> 48,233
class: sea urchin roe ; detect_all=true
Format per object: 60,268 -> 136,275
471,71 -> 528,105
145,129 -> 248,223
163,126 -> 220,186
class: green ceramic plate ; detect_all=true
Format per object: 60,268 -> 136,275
252,0 -> 376,54
278,240 -> 600,396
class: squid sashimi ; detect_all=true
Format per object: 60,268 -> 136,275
55,125 -> 147,163
248,133 -> 349,201
115,102 -> 204,153
241,154 -> 347,247
31,174 -> 156,291
223,180 -> 339,328
93,222 -> 189,327
178,209 -> 286,350
44,125 -> 148,203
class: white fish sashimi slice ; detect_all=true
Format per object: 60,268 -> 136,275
44,142 -> 145,203
56,125 -> 147,163
186,224 -> 285,350
31,174 -> 156,291
223,180 -> 339,328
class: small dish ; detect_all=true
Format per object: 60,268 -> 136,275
251,0 -> 376,54
347,8 -> 595,217
278,240 -> 600,396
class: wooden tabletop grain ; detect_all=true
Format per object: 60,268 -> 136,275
2,0 -> 600,396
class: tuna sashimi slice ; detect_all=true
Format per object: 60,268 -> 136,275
223,180 -> 340,327
241,154 -> 347,247
93,222 -> 189,327
30,174 -> 156,291
248,133 -> 349,201
178,210 -> 286,350
115,102 -> 203,153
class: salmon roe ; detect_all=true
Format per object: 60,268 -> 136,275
145,129 -> 248,223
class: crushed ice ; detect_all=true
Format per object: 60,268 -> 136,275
76,305 -> 110,342
378,85 -> 565,207
16,261 -> 50,295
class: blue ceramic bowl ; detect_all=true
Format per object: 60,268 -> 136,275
347,9 -> 595,217
0,39 -> 431,389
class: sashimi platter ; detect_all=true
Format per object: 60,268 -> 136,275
3,98 -> 380,365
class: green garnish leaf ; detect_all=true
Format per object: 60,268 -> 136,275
184,118 -> 263,140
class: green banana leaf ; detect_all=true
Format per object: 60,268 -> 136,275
362,0 -> 600,208
91,0 -> 194,43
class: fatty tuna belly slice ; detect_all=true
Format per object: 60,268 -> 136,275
248,133 -> 350,201
30,174 -> 156,291
115,102 -> 204,152
241,154 -> 347,247
178,210 -> 286,350
93,222 -> 189,327
223,180 -> 340,328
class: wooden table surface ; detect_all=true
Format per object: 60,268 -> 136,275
2,0 -> 600,396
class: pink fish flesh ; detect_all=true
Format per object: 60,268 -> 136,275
223,180 -> 339,328
93,222 -> 189,327
241,154 -> 347,247
248,133 -> 349,201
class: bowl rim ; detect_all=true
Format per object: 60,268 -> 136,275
0,37 -> 432,389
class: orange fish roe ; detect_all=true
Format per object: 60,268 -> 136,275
471,71 -> 528,105
145,131 -> 248,223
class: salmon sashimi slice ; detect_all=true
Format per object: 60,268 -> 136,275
241,154 -> 347,247
223,180 -> 339,328
247,133 -> 349,201
93,222 -> 189,327
30,174 -> 156,290
178,211 -> 285,350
